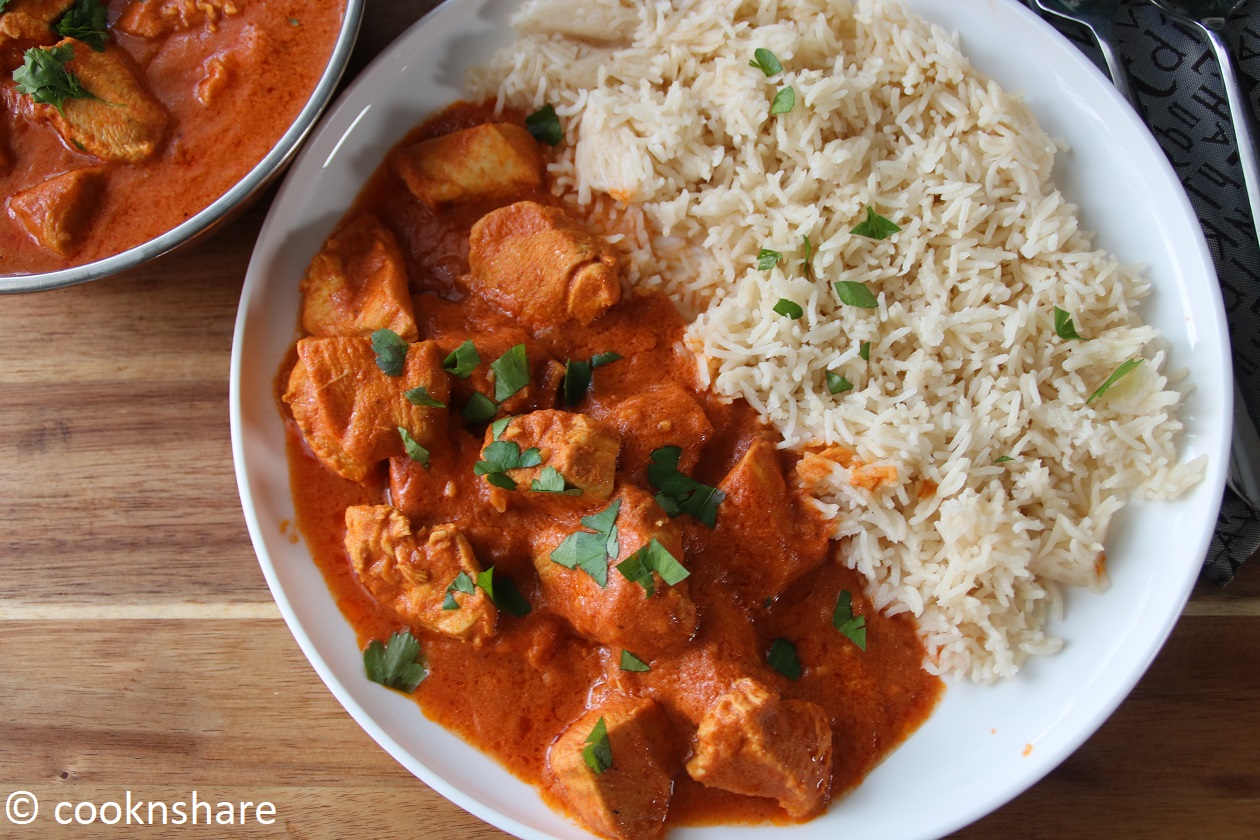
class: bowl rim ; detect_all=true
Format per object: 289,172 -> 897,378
0,0 -> 367,295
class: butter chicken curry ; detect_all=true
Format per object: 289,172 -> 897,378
0,0 -> 345,274
280,102 -> 941,839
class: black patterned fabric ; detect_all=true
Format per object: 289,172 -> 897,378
1025,0 -> 1260,583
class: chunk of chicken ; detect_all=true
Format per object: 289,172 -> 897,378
33,41 -> 168,163
391,122 -> 543,209
587,385 -> 713,483
467,200 -> 620,330
299,214 -> 418,340
531,484 -> 696,657
0,0 -> 73,49
283,337 -> 449,482
486,410 -> 620,504
547,698 -> 677,840
344,505 -> 495,642
685,678 -> 833,818
116,0 -> 244,37
716,439 -> 832,602
8,167 -> 104,256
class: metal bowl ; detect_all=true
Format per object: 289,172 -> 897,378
0,0 -> 366,295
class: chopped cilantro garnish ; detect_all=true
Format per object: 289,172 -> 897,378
832,590 -> 867,651
442,567 -> 531,616
441,571 -> 476,610
591,351 -> 623,368
619,650 -> 651,672
443,339 -> 480,378
801,234 -> 815,281
461,392 -> 498,424
531,465 -> 583,495
56,0 -> 109,52
582,717 -> 613,774
491,343 -> 530,402
859,340 -> 871,361
834,280 -> 878,309
766,637 -> 802,680
770,85 -> 795,115
773,298 -> 804,320
1087,358 -> 1143,405
525,104 -> 563,146
473,440 -> 542,490
1054,306 -> 1083,340
550,499 -> 622,587
404,385 -> 445,408
995,455 -> 1014,464
371,329 -> 407,376
13,45 -> 103,116
615,539 -> 689,598
749,47 -> 783,76
398,427 -> 430,468
850,205 -> 901,240
563,351 -> 623,407
825,371 -> 853,395
757,248 -> 783,271
647,446 -> 725,528
363,630 -> 427,693
490,415 -> 514,440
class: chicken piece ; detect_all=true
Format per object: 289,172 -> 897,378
431,325 -> 565,419
531,484 -> 696,657
116,0 -> 244,37
467,201 -> 620,330
486,410 -> 620,504
685,678 -> 833,819
299,214 -> 418,340
283,337 -> 449,482
547,698 -> 678,840
32,41 -> 168,163
716,439 -> 832,602
8,167 -> 104,256
0,0 -> 74,49
391,122 -> 542,209
345,505 -> 495,642
587,385 -> 713,483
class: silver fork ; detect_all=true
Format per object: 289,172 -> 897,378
1029,0 -> 1136,106
1029,0 -> 1260,509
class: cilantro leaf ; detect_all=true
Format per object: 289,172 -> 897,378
13,44 -> 103,116
490,415 -> 514,440
491,343 -> 530,402
591,351 -> 623,368
461,392 -> 498,424
56,0 -> 109,52
484,569 -> 532,617
371,328 -> 408,376
441,571 -> 476,610
994,455 -> 1014,464
398,427 -> 430,468
525,104 -> 563,146
773,298 -> 804,320
531,465 -> 583,495
619,650 -> 651,672
749,47 -> 783,76
1087,358 -> 1143,405
615,539 -> 689,598
859,340 -> 871,361
832,590 -> 867,651
766,637 -> 802,680
757,248 -> 782,271
825,371 -> 853,395
404,385 -> 445,408
647,446 -> 725,528
1053,306 -> 1083,340
770,85 -> 795,115
582,717 -> 613,774
473,440 -> 542,490
563,358 -> 592,407
834,280 -> 878,309
443,339 -> 480,378
550,499 -> 622,587
363,630 -> 427,693
801,234 -> 815,281
850,205 -> 901,240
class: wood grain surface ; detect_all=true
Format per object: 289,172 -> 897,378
2,1 -> 1257,838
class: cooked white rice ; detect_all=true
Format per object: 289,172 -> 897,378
467,0 -> 1205,682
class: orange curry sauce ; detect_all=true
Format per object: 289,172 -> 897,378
281,102 -> 941,832
0,0 -> 345,274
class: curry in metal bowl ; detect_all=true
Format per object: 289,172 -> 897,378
0,0 -> 350,278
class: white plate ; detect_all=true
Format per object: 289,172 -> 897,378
230,1 -> 1231,838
